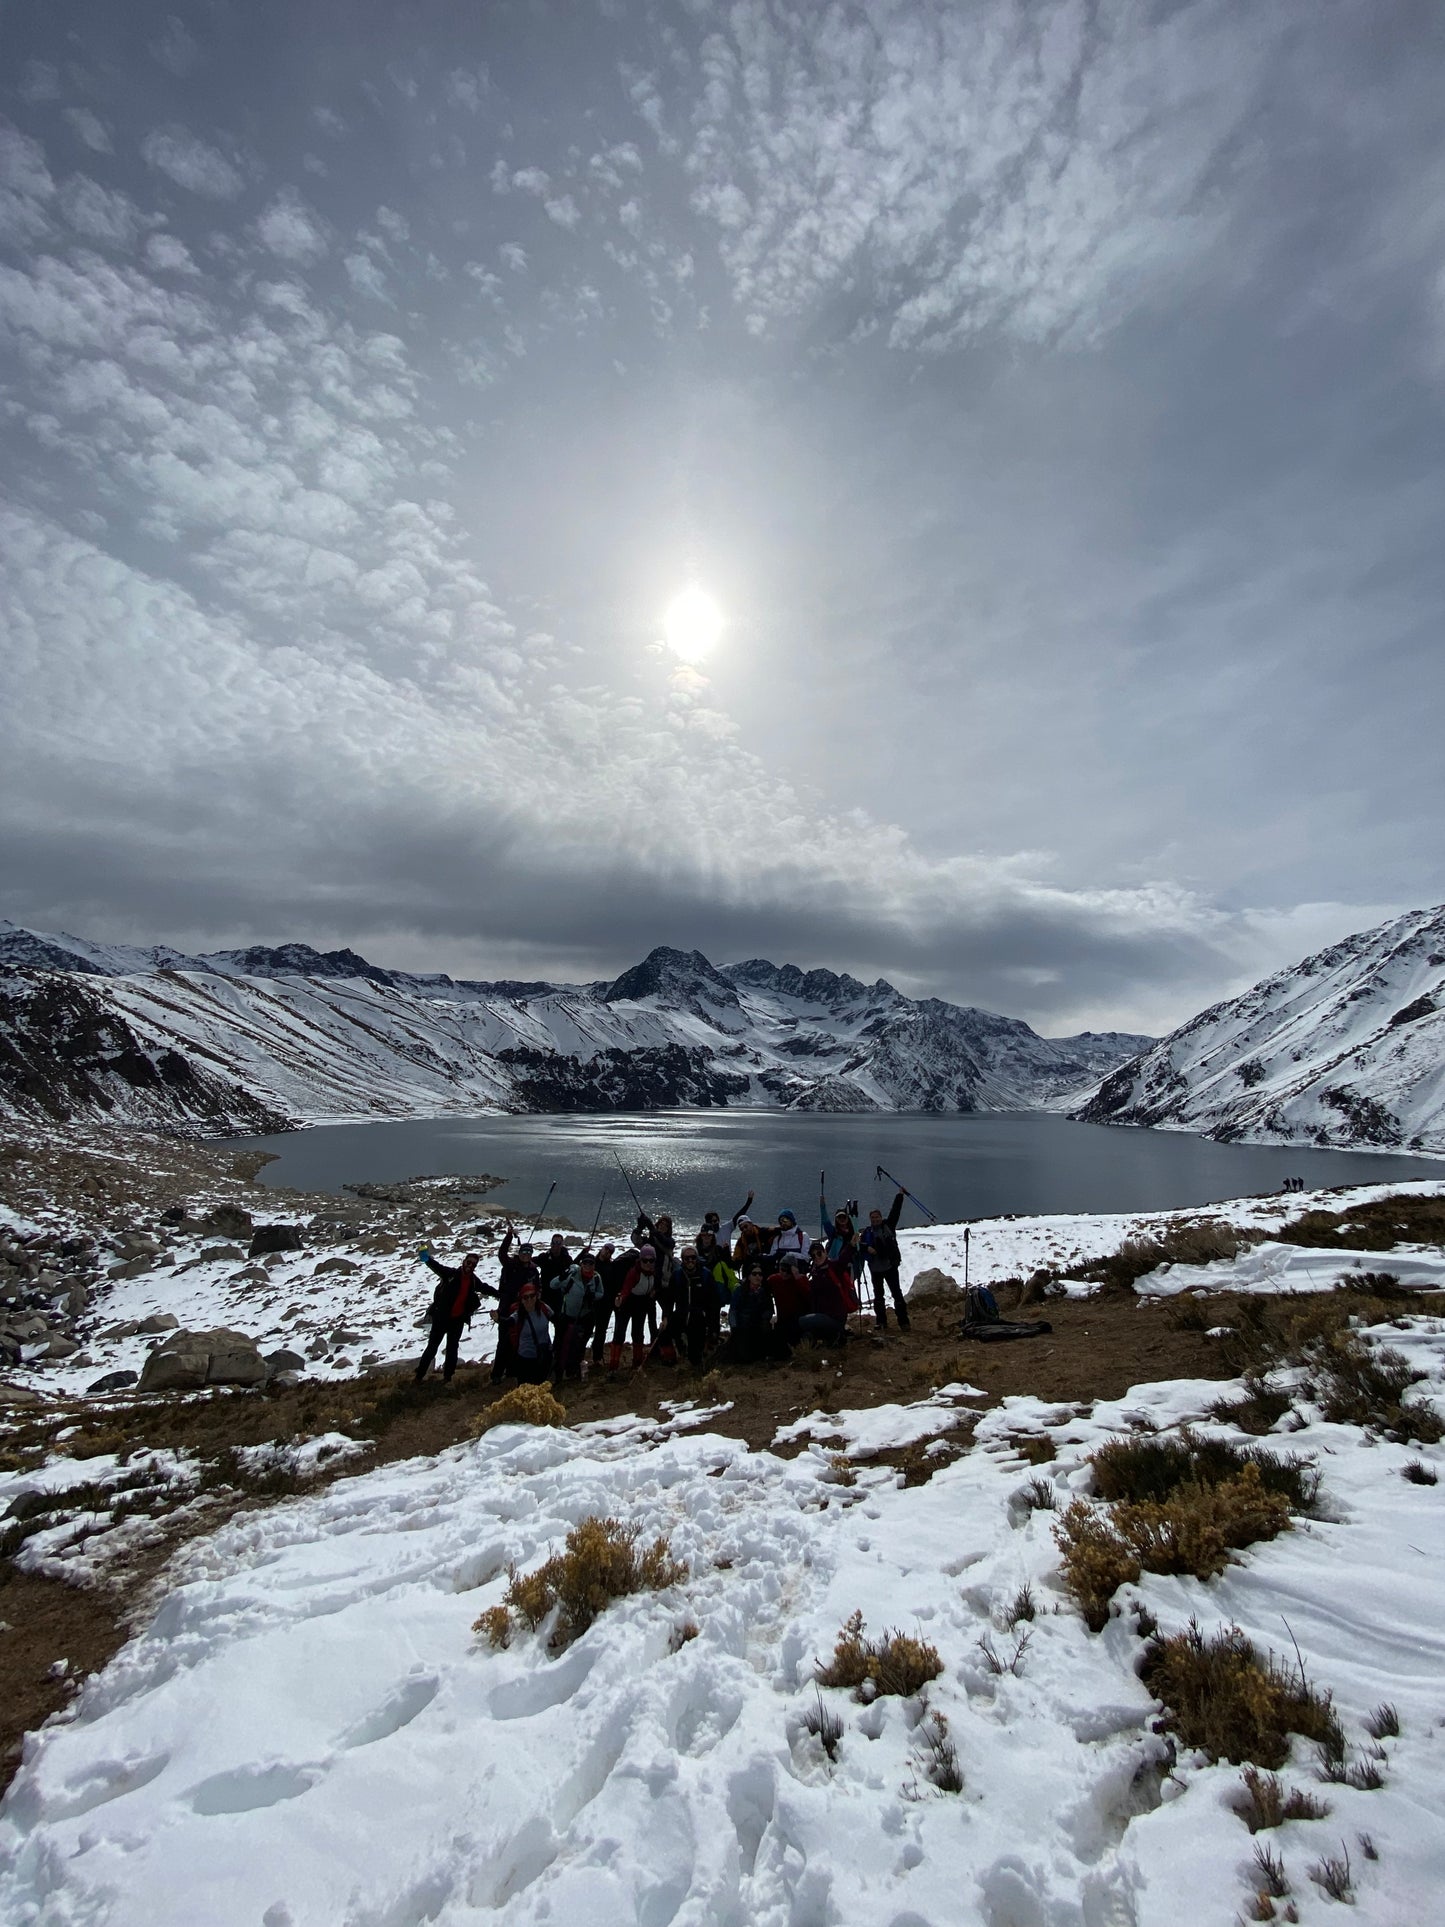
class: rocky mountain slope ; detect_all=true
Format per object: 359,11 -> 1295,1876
0,922 -> 1148,1132
1076,902 -> 1445,1153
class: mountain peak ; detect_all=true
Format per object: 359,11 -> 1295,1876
603,946 -> 740,1009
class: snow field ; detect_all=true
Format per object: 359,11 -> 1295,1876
4,1328 -> 1445,1927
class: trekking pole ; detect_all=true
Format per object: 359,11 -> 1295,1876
964,1225 -> 970,1289
526,1182 -> 556,1241
612,1151 -> 646,1220
875,1163 -> 939,1224
587,1189 -> 607,1243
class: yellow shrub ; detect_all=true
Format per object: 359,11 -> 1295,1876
474,1514 -> 687,1652
471,1384 -> 567,1435
816,1610 -> 944,1699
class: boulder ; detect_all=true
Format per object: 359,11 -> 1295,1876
202,1204 -> 253,1239
330,1327 -> 368,1347
313,1256 -> 358,1276
908,1267 -> 963,1299
3,1314 -> 49,1341
207,1342 -> 267,1388
138,1345 -> 210,1392
89,1370 -> 139,1395
42,1333 -> 80,1360
199,1243 -> 245,1263
99,1319 -> 144,1340
264,1349 -> 307,1374
0,1381 -> 44,1407
305,1337 -> 329,1360
138,1312 -> 179,1335
249,1223 -> 304,1259
107,1255 -> 155,1281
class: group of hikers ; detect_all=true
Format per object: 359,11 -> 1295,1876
413,1186 -> 914,1386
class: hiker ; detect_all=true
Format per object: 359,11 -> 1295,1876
820,1187 -> 862,1280
554,1250 -> 606,1381
696,1226 -> 737,1347
509,1279 -> 554,1383
767,1253 -> 810,1348
632,1210 -> 675,1341
493,1224 -> 539,1383
731,1213 -> 770,1273
859,1189 -> 910,1331
799,1238 -> 858,1348
768,1208 -> 809,1265
609,1243 -> 658,1373
537,1232 -> 572,1314
698,1189 -> 753,1251
676,1244 -> 717,1369
722,1260 -> 789,1364
588,1241 -> 627,1366
413,1247 -> 495,1382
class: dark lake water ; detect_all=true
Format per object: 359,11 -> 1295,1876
231,1111 -> 1444,1231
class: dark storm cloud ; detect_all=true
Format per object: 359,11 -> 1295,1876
1,0 -> 1443,1031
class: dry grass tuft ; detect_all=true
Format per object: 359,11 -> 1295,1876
915,1709 -> 963,1792
1210,1377 -> 1295,1436
1308,1845 -> 1353,1903
474,1514 -> 686,1651
1089,1431 -> 1318,1512
1402,1458 -> 1438,1485
802,1686 -> 843,1762
816,1610 -> 944,1700
470,1384 -> 567,1434
1364,1702 -> 1400,1741
1306,1332 -> 1443,1444
1140,1621 -> 1342,1768
1234,1765 -> 1331,1832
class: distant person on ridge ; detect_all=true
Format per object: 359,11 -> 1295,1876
860,1190 -> 910,1331
413,1248 -> 495,1383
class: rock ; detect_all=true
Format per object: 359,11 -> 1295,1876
313,1256 -> 359,1276
202,1204 -> 253,1239
269,1370 -> 303,1390
199,1243 -> 245,1263
362,1271 -> 386,1289
160,1206 -> 188,1224
3,1315 -> 49,1341
89,1370 -> 139,1395
42,1334 -> 80,1360
107,1255 -> 155,1281
908,1267 -> 962,1298
360,1351 -> 382,1367
138,1313 -> 179,1335
330,1327 -> 368,1347
4,1489 -> 55,1522
99,1319 -> 143,1340
36,1268 -> 62,1288
0,1382 -> 44,1407
138,1346 -> 210,1392
264,1349 -> 307,1374
249,1223 -> 304,1258
207,1342 -> 267,1388
305,1337 -> 329,1360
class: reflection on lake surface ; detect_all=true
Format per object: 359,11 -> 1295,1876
230,1110 -> 1445,1231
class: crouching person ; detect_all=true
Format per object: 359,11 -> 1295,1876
721,1261 -> 790,1364
798,1240 -> 857,1349
510,1279 -> 555,1384
414,1248 -> 495,1383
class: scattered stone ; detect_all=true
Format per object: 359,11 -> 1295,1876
202,1204 -> 253,1239
199,1243 -> 245,1263
248,1223 -> 304,1259
42,1333 -> 80,1360
0,1383 -> 44,1407
264,1349 -> 306,1374
138,1345 -> 211,1393
362,1271 -> 386,1289
207,1339 -> 267,1387
305,1337 -> 329,1360
231,1265 -> 270,1286
99,1319 -> 143,1340
88,1370 -> 139,1395
330,1327 -> 368,1347
138,1312 -> 179,1335
313,1256 -> 359,1276
107,1255 -> 155,1281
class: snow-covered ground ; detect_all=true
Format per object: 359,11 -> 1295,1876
3,1331 -> 1444,1927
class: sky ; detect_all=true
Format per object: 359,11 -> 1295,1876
2,0 -> 1443,1036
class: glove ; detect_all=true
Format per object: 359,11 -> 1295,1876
418,1246 -> 432,1261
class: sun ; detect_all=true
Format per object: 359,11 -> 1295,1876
663,585 -> 724,664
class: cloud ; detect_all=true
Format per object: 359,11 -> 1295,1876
345,251 -> 391,301
59,175 -> 146,249
141,126 -> 245,199
669,0 -> 1292,348
150,15 -> 199,77
256,187 -> 330,263
64,109 -> 112,155
545,193 -> 581,229
143,232 -> 196,274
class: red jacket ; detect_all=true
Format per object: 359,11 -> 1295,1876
808,1260 -> 857,1324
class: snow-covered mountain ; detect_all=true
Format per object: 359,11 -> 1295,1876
0,923 -> 1149,1133
1076,902 -> 1445,1153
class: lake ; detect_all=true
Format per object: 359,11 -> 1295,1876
232,1110 -> 1444,1231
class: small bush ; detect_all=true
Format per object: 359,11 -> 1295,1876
1364,1703 -> 1399,1741
1307,1332 -> 1444,1444
916,1709 -> 963,1792
802,1686 -> 843,1761
1004,1582 -> 1036,1627
1056,1462 -> 1296,1627
1308,1845 -> 1352,1903
475,1514 -> 686,1651
816,1610 -> 944,1700
1210,1378 -> 1295,1436
978,1628 -> 1032,1676
1140,1621 -> 1342,1768
471,1384 -> 567,1434
1023,1476 -> 1056,1512
1090,1431 -> 1318,1512
1402,1458 -> 1438,1485
1334,1269 -> 1407,1299
1253,1842 -> 1289,1898
1235,1766 -> 1331,1831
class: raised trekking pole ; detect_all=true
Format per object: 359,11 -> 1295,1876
612,1150 -> 646,1220
964,1225 -> 971,1289
526,1181 -> 556,1242
875,1163 -> 939,1224
587,1189 -> 607,1244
